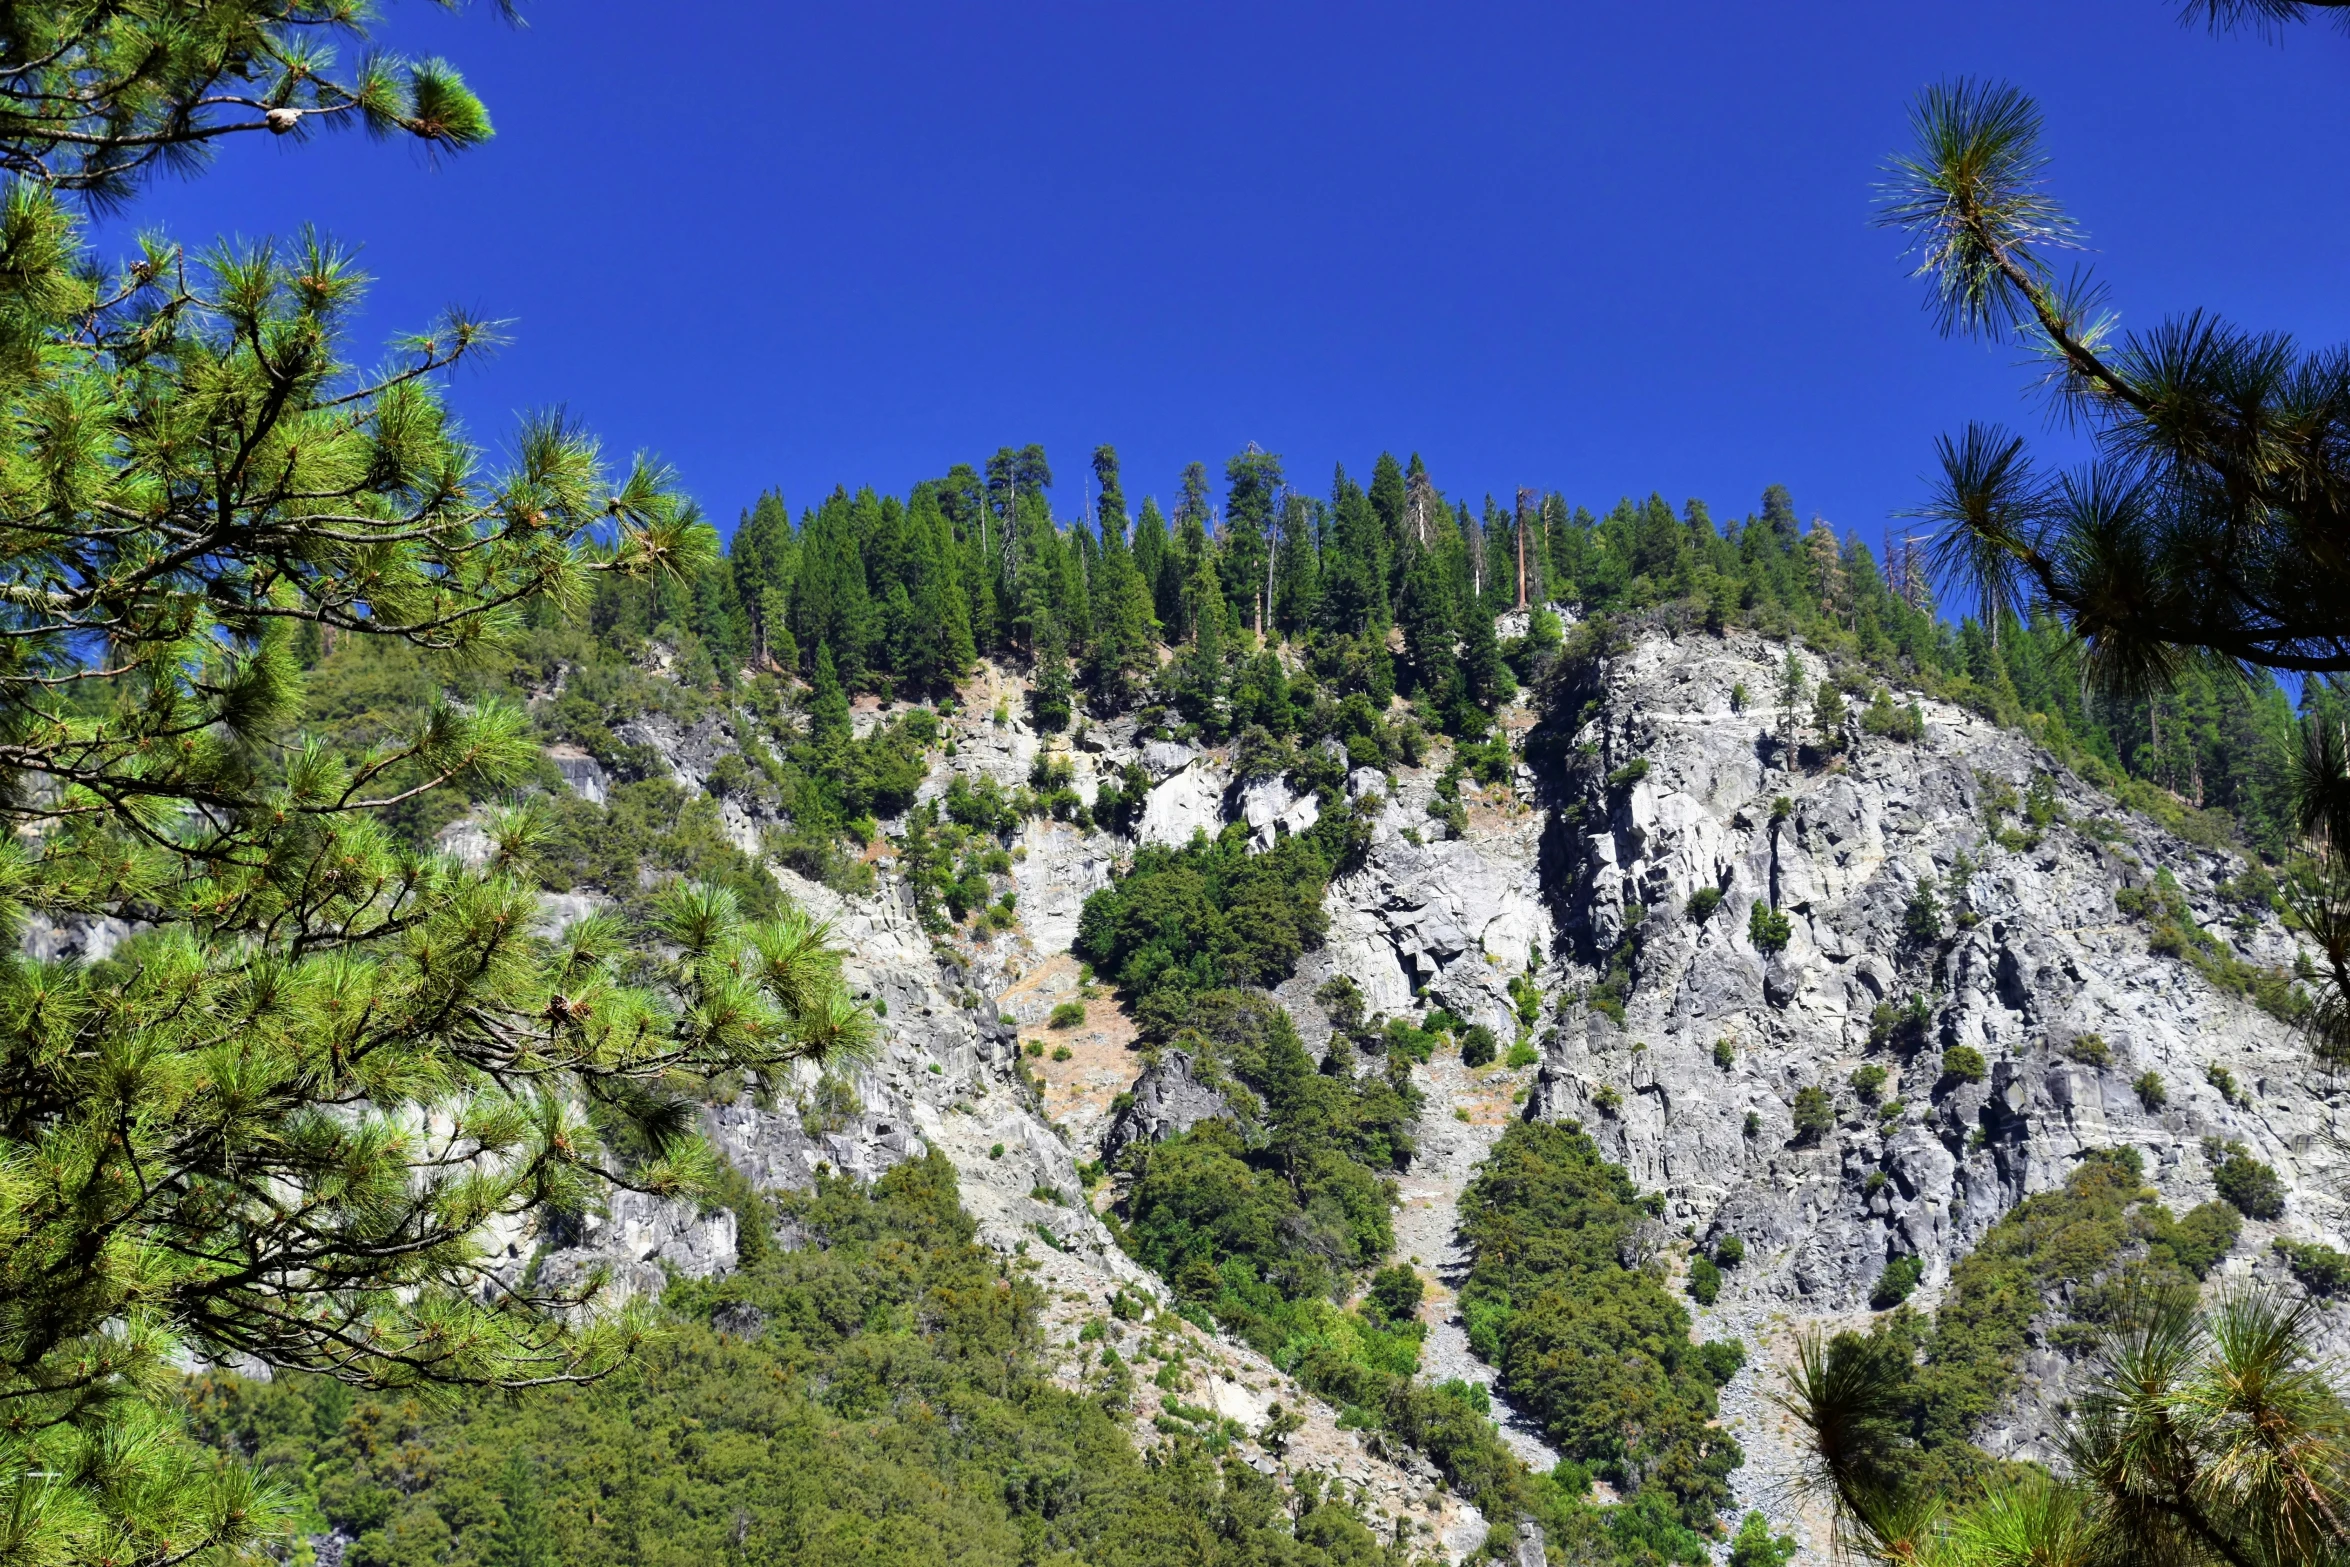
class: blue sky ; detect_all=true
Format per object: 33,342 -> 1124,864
103,1 -> 2350,543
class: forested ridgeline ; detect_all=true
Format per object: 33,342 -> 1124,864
622,445 -> 2328,872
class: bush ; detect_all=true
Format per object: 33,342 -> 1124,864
1792,1086 -> 1834,1144
2276,1238 -> 2350,1297
1048,1001 -> 1087,1029
2134,1070 -> 2168,1110
1687,1253 -> 1722,1305
1459,1024 -> 1498,1068
2066,1032 -> 2112,1068
1903,880 -> 1943,943
1365,1264 -> 1425,1327
2139,1201 -> 2241,1278
2214,1153 -> 2286,1220
1851,1064 -> 1888,1103
1872,1254 -> 1924,1309
1713,1234 -> 1745,1268
1748,902 -> 1793,954
1713,1038 -> 1735,1070
1505,1040 -> 1539,1069
1743,1111 -> 1761,1138
1606,757 -> 1651,789
1940,1046 -> 1988,1085
1687,886 -> 1723,923
1729,1512 -> 1799,1567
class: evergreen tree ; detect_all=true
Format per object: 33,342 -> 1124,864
1087,467 -> 1157,708
1031,614 -> 1074,733
1398,546 -> 1461,713
1093,443 -> 1128,537
1369,452 -> 1409,555
732,490 -> 796,667
1320,467 -> 1388,638
1135,495 -> 1177,637
1272,490 -> 1321,636
810,641 -> 854,752
485,1449 -> 559,1567
0,13 -> 872,1562
1222,445 -> 1283,636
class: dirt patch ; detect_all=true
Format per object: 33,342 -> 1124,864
998,953 -> 1145,1162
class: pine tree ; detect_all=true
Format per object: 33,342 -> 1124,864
1221,446 -> 1282,636
1093,444 -> 1128,541
1369,452 -> 1409,555
1319,467 -> 1387,638
1087,461 -> 1156,708
1272,490 -> 1321,637
1135,495 -> 1176,636
485,1449 -> 559,1567
1398,546 -> 1461,712
732,490 -> 797,668
1031,613 -> 1074,733
810,641 -> 853,751
0,13 -> 874,1564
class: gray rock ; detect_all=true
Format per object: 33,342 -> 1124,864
1102,1050 -> 1236,1163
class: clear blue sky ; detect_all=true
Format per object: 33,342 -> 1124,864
103,1 -> 2350,545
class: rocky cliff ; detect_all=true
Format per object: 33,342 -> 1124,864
522,626 -> 2346,1564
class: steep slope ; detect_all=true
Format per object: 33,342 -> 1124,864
517,626 -> 2344,1564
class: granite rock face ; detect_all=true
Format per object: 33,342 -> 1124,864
1101,1049 -> 1235,1164
413,634 -> 2349,1561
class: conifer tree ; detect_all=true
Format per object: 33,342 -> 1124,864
1319,467 -> 1388,638
1369,452 -> 1409,555
1135,495 -> 1177,636
1272,490 -> 1321,636
1087,461 -> 1157,708
0,9 -> 875,1562
733,491 -> 796,667
1093,444 -> 1128,542
1221,446 -> 1283,636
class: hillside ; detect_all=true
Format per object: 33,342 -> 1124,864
193,598 -> 2350,1567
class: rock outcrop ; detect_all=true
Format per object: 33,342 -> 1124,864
1101,1049 -> 1235,1164
515,634 -> 2348,1563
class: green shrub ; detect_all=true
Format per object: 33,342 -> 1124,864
1729,1511 -> 1799,1567
1114,995 -> 1417,1364
1382,1018 -> 1438,1064
1606,757 -> 1651,789
2138,1201 -> 2241,1278
2065,1032 -> 2112,1068
1903,880 -> 1943,943
1048,1000 -> 1087,1029
1748,902 -> 1793,954
1714,1234 -> 1745,1268
2214,1152 -> 2285,1220
1714,1038 -> 1736,1070
1592,1083 -> 1624,1115
1743,1111 -> 1761,1138
1506,1040 -> 1539,1069
1687,1253 -> 1722,1306
1365,1264 -> 1425,1327
1460,1024 -> 1498,1068
1940,1046 -> 1987,1085
2134,1070 -> 2168,1109
2276,1238 -> 2350,1297
1075,809 -> 1363,1025
1872,1254 -> 1924,1309
1792,1086 -> 1834,1144
1851,1064 -> 1889,1103
1687,886 -> 1723,922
